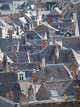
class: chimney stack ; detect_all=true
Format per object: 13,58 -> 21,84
55,43 -> 59,64
41,39 -> 47,49
42,57 -> 45,68
13,45 -> 18,64
9,27 -> 12,40
73,10 -> 77,23
36,8 -> 39,19
60,12 -> 64,21
28,85 -> 34,101
72,59 -> 80,100
72,59 -> 77,80
53,38 -> 56,44
26,52 -> 31,63
32,69 -> 36,82
2,53 -> 9,72
45,31 -> 47,40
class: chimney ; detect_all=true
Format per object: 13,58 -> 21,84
55,43 -> 59,64
36,8 -> 39,19
60,12 -> 64,21
13,65 -> 19,72
73,10 -> 77,23
32,69 -> 36,82
16,26 -> 19,36
13,45 -> 18,64
26,52 -> 31,63
53,38 -> 56,44
37,64 -> 41,70
9,27 -> 12,40
72,59 -> 77,80
28,85 -> 34,101
45,31 -> 47,39
74,84 -> 80,100
72,59 -> 80,100
2,53 -> 9,72
41,39 -> 47,49
41,73 -> 45,84
42,57 -> 45,68
64,94 -> 68,101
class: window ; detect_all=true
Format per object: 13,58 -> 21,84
49,90 -> 59,98
19,73 -> 23,80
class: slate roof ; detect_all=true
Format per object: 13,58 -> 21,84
49,8 -> 61,16
9,62 -> 39,71
36,80 -> 76,101
44,81 -> 74,97
0,96 -> 17,107
35,24 -> 49,32
24,31 -> 42,40
19,45 -> 41,52
17,2 -> 25,9
59,48 -> 80,66
34,2 -> 46,9
0,4 -> 10,11
62,37 -> 80,50
0,72 -> 21,102
0,16 -> 13,26
0,38 -> 22,52
26,0 -> 35,6
6,51 -> 27,63
30,45 -> 55,64
36,64 -> 72,82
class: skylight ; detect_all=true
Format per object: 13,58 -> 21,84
49,90 -> 59,97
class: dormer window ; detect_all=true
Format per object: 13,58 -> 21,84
19,73 -> 23,80
18,72 -> 26,81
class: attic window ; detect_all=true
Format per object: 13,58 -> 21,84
19,73 -> 23,80
49,90 -> 59,98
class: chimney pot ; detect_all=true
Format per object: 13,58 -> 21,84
41,39 -> 47,49
28,85 -> 34,101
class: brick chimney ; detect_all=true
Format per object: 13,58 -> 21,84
36,8 -> 39,19
28,85 -> 34,101
2,53 -> 9,72
32,69 -> 36,82
53,38 -> 56,44
13,45 -> 18,64
41,39 -> 47,49
55,43 -> 59,64
72,59 -> 80,100
60,12 -> 64,21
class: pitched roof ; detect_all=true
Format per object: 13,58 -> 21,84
44,80 -> 74,97
49,7 -> 62,16
59,48 -> 80,66
35,24 -> 49,32
0,72 -> 21,102
34,2 -> 46,9
0,4 -> 10,11
30,45 -> 55,63
36,80 -> 75,101
37,64 -> 72,82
